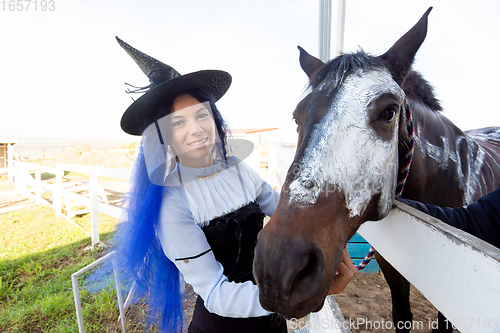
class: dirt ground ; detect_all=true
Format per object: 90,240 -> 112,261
334,273 -> 438,333
2,145 -> 440,332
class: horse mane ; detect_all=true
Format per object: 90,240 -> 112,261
402,70 -> 443,112
309,51 -> 443,113
310,51 -> 382,91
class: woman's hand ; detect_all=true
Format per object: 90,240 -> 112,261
328,246 -> 358,295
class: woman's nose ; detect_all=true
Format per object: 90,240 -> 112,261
187,120 -> 202,135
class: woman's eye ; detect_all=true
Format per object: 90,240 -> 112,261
379,108 -> 396,122
197,112 -> 209,120
172,120 -> 185,127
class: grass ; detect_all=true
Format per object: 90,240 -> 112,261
0,205 -> 141,333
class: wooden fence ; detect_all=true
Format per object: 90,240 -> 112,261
356,202 -> 500,333
4,161 -> 130,247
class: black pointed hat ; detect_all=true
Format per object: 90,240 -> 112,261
116,37 -> 232,135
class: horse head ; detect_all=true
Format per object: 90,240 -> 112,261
253,8 -> 432,319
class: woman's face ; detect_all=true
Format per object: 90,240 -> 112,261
169,94 -> 217,168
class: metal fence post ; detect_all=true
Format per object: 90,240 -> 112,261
71,274 -> 85,333
335,0 -> 346,56
113,254 -> 127,332
319,0 -> 332,62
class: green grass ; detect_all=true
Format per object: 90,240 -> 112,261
0,205 -> 139,332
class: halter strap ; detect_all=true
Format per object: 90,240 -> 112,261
395,101 -> 415,199
355,99 -> 415,270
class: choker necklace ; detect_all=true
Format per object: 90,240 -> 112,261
195,170 -> 221,180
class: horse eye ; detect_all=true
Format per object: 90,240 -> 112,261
379,108 -> 396,122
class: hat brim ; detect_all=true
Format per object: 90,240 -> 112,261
121,70 -> 231,135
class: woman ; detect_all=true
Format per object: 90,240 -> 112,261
112,37 -> 286,333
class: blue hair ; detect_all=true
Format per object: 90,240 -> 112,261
112,148 -> 183,332
88,89 -> 230,332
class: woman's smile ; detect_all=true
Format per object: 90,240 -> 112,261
188,137 -> 209,147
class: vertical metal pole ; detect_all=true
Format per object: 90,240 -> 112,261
90,171 -> 99,247
336,0 -> 346,56
71,274 -> 86,333
318,0 -> 332,62
112,254 -> 127,333
122,281 -> 136,314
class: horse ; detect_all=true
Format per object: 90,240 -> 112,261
253,7 -> 500,332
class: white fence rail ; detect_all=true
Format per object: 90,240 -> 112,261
5,161 -> 131,247
54,163 -> 131,246
358,202 -> 500,333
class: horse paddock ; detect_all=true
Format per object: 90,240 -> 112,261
334,272 -> 437,333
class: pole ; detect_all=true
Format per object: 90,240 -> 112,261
71,274 -> 85,333
318,0 -> 332,62
336,0 -> 346,56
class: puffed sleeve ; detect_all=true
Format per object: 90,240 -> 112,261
238,160 -> 280,217
158,189 -> 270,317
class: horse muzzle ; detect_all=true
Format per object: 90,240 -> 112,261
253,226 -> 330,319
253,182 -> 365,318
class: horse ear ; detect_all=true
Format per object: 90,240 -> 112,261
379,7 -> 432,85
298,46 -> 325,80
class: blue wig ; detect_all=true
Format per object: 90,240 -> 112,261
112,148 -> 182,332
89,89 -> 229,332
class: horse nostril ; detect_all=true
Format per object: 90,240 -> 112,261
303,179 -> 316,189
294,252 -> 318,283
287,245 -> 324,300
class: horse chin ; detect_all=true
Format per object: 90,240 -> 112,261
361,191 -> 392,222
261,289 -> 329,320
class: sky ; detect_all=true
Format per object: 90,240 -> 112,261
1,0 -> 499,141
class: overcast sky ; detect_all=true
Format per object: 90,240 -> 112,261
1,0 -> 499,141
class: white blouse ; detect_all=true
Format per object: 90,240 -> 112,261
158,157 -> 279,318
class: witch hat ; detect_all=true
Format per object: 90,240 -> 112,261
116,37 -> 232,135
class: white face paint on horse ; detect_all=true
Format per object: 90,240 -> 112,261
288,69 -> 405,218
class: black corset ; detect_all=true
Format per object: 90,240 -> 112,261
202,201 -> 264,283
